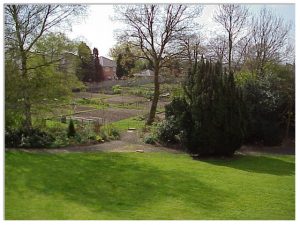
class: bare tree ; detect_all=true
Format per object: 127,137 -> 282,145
251,7 -> 291,76
214,4 -> 249,71
114,5 -> 202,125
178,32 -> 206,68
207,34 -> 227,62
233,35 -> 252,69
5,4 -> 86,130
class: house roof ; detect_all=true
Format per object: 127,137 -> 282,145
99,56 -> 116,68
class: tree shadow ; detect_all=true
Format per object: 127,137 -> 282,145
194,155 -> 295,176
7,151 -> 232,218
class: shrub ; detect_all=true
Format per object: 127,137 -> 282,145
60,116 -> 67,123
67,119 -> 76,137
112,85 -> 122,94
242,77 -> 286,146
51,132 -> 70,147
143,134 -> 157,144
5,128 -> 54,148
157,117 -> 180,144
110,127 -> 120,140
159,59 -> 245,156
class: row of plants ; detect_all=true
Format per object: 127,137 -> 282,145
5,119 -> 120,148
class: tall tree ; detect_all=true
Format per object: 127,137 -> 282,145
116,53 -> 125,79
77,41 -> 93,81
214,4 -> 249,72
5,4 -> 86,130
93,47 -> 104,82
114,5 -> 201,124
109,42 -> 139,76
5,33 -> 82,129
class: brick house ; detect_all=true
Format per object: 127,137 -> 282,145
99,56 -> 116,80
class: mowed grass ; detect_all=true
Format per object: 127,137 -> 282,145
5,151 -> 295,220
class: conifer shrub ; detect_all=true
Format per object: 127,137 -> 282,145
159,58 -> 245,156
67,119 -> 76,137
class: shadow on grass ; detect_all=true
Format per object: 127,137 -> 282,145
6,151 -> 231,216
196,155 -> 295,176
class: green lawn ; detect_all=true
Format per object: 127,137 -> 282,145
111,116 -> 146,131
5,151 -> 295,220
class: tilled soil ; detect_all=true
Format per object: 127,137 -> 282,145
74,108 -> 145,122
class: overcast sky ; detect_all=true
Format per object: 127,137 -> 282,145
67,4 -> 295,59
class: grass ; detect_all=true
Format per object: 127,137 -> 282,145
5,151 -> 294,220
45,119 -> 68,129
110,116 -> 146,131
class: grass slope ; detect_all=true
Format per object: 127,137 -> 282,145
5,151 -> 295,220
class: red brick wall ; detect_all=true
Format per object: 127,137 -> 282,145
103,67 -> 114,80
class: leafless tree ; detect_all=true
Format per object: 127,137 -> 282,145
232,35 -> 252,69
214,4 -> 249,71
178,32 -> 206,68
207,34 -> 228,63
5,4 -> 86,130
114,5 -> 202,125
251,7 -> 291,76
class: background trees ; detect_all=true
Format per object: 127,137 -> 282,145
214,4 -> 249,72
110,42 -> 136,78
77,41 -> 93,81
250,7 -> 291,77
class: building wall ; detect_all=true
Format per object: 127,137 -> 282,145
103,67 -> 115,80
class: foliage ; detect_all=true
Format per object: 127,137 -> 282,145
110,42 -> 137,76
160,59 -> 245,156
67,120 -> 76,137
5,33 -> 82,131
76,43 -> 104,82
242,63 -> 295,145
116,54 -> 125,79
143,134 -> 158,144
157,117 -> 180,144
5,128 -> 54,148
76,98 -> 108,109
112,85 -> 122,94
157,98 -> 192,145
5,5 -> 86,131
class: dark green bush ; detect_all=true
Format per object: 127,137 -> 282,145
5,128 -> 54,148
159,59 -> 245,156
67,119 -> 76,137
242,78 -> 286,146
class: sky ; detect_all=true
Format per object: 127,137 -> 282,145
67,4 -> 295,59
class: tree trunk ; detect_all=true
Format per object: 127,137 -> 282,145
228,33 -> 232,72
285,98 -> 292,139
146,65 -> 160,125
21,53 -> 32,131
